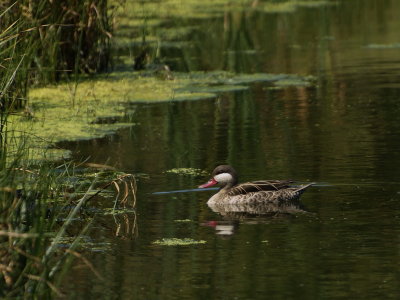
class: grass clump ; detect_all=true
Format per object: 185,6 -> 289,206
0,149 -> 137,297
2,0 -> 112,86
0,155 -> 85,297
0,2 -> 128,297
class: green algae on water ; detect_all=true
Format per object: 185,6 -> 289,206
257,0 -> 335,13
54,236 -> 112,252
176,84 -> 249,94
153,238 -> 206,246
165,168 -> 208,176
174,219 -> 193,223
365,43 -> 400,49
10,70 -> 314,162
274,76 -> 315,87
102,207 -> 136,215
115,0 -> 335,23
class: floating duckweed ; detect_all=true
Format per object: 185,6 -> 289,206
165,168 -> 208,176
274,78 -> 314,87
153,238 -> 206,246
102,207 -> 136,215
10,70 -> 315,163
259,0 -> 334,13
174,219 -> 193,223
176,84 -> 249,94
365,43 -> 400,49
115,0 -> 335,22
53,236 -> 112,252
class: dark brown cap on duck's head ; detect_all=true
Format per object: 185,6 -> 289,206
212,165 -> 237,178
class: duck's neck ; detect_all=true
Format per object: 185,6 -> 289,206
220,181 -> 237,191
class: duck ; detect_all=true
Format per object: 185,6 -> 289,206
198,165 -> 313,205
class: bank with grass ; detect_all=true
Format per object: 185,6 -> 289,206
0,1 -> 129,297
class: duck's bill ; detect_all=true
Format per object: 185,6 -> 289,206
198,178 -> 218,188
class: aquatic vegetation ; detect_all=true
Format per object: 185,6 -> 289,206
67,171 -> 137,209
0,2 -> 133,297
0,140 -> 136,297
8,70 -> 314,162
257,0 -> 335,13
174,219 -> 193,223
273,76 -> 316,87
153,238 -> 207,246
0,158 -> 90,297
176,84 -> 249,94
166,168 -> 209,177
116,0 -> 335,22
102,207 -> 137,215
52,236 -> 112,252
365,43 -> 400,49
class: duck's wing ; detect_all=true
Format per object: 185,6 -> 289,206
228,180 -> 293,196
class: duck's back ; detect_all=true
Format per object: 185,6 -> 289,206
207,181 -> 312,205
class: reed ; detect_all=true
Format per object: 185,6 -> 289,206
0,0 -> 112,108
0,1 -> 132,297
0,144 -> 75,297
0,140 -> 137,297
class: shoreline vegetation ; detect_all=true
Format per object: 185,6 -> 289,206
0,1 -> 137,297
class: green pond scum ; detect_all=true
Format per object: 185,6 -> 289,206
174,219 -> 193,223
53,236 -> 112,252
10,71 -> 314,162
115,0 -> 335,23
152,238 -> 207,246
365,43 -> 400,49
102,207 -> 137,215
165,167 -> 209,177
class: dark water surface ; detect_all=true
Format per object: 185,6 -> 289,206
62,1 -> 400,299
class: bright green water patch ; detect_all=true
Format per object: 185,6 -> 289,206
116,0 -> 334,22
102,207 -> 137,215
165,167 -> 209,176
153,238 -> 207,246
176,84 -> 249,94
55,236 -> 112,252
174,219 -> 193,223
365,43 -> 400,49
9,70 -> 314,162
273,76 -> 315,87
257,0 -> 335,13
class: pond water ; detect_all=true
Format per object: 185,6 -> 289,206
61,0 -> 400,299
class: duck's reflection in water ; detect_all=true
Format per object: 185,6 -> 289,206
203,202 -> 308,237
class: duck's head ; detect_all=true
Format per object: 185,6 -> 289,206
198,165 -> 238,188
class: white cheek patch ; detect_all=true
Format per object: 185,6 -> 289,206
214,173 -> 233,184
